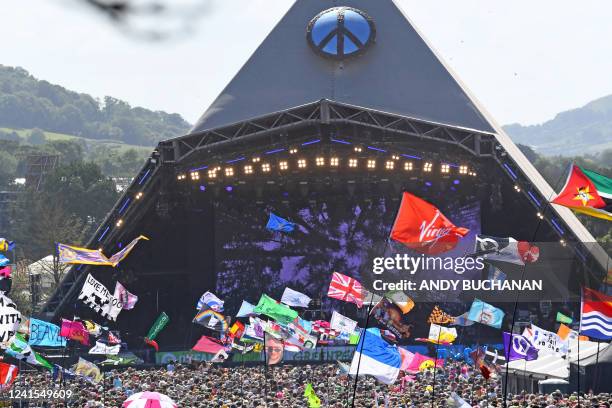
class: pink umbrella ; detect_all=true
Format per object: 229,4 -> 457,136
123,391 -> 178,408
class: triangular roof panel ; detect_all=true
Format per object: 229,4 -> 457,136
192,0 -> 494,134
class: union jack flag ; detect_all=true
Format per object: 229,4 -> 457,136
327,272 -> 363,308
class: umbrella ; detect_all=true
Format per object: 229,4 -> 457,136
123,391 -> 178,408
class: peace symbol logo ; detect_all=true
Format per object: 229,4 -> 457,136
307,7 -> 376,59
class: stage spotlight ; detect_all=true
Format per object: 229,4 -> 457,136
469,171 -> 477,177
349,158 -> 358,168
279,161 -> 289,171
262,163 -> 271,173
177,174 -> 186,181
514,185 -> 521,192
392,155 -> 400,160
190,171 -> 200,181
225,186 -> 233,192
385,161 -> 394,170
404,162 -> 413,171
459,165 -> 468,175
289,148 -> 298,154
298,159 -> 307,169
252,157 -> 261,163
559,239 -> 566,247
441,164 -> 450,174
135,192 -> 143,200
423,162 -> 433,172
316,157 -> 325,167
330,157 -> 339,167
537,212 -> 544,219
367,159 -> 376,169
224,168 -> 234,177
354,146 -> 363,153
116,219 -> 123,227
208,169 -> 217,179
244,165 -> 253,175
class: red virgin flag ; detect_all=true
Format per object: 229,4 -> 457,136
390,192 -> 469,255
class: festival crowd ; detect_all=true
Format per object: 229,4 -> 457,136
4,360 -> 612,408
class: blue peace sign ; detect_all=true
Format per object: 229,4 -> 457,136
307,7 -> 376,59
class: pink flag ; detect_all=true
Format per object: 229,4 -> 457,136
114,282 -> 138,310
0,266 -> 11,278
405,353 -> 443,373
398,347 -> 415,371
192,336 -> 226,354
59,319 -> 90,346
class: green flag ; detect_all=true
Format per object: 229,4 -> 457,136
254,294 -> 298,324
6,333 -> 53,370
304,383 -> 321,408
349,330 -> 361,345
146,312 -> 170,340
556,312 -> 573,324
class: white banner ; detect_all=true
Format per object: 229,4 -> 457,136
523,324 -> 567,355
0,294 -> 21,345
88,341 -> 120,355
330,311 -> 357,334
78,274 -> 122,321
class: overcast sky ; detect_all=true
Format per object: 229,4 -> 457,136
2,0 -> 612,126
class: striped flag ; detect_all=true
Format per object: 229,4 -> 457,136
580,287 -> 612,340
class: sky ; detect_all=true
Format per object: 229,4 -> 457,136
2,0 -> 612,126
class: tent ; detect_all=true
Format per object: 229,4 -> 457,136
569,342 -> 612,393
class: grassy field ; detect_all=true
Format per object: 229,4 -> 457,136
0,127 -> 153,155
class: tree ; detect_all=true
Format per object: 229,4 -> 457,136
27,128 -> 46,145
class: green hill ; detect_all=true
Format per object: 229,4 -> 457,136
504,95 -> 612,156
0,65 -> 191,146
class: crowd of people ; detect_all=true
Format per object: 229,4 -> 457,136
2,360 -> 611,407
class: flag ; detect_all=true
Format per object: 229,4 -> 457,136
304,383 -> 321,408
467,299 -> 505,329
254,294 -> 298,324
78,274 -> 123,321
106,330 -> 121,345
193,306 -> 230,332
327,272 -> 363,308
0,266 -> 11,279
556,312 -> 573,324
266,213 -> 296,233
60,319 -> 90,346
146,312 -> 169,341
371,298 -> 412,340
361,289 -> 383,306
0,255 -> 8,267
385,291 -> 414,314
0,362 -> 17,390
79,319 -> 103,337
73,358 -> 102,383
236,300 -> 257,317
523,324 -> 567,355
330,311 -> 357,334
556,324 -> 575,341
488,265 -> 507,282
450,392 -> 472,408
100,352 -> 141,366
349,328 -> 401,384
192,336 -> 226,354
114,282 -> 138,310
57,235 -> 148,267
580,287 -> 612,340
228,321 -> 245,341
474,235 -> 540,265
405,352 -> 443,373
280,287 -> 311,308
28,318 -> 66,347
427,305 -> 456,325
502,332 -> 538,361
552,165 -> 612,221
196,291 -> 224,312
5,334 -> 52,370
0,239 -> 14,253
88,341 -> 120,355
398,347 -> 415,372
390,192 -> 469,255
0,293 -> 21,344
265,333 -> 284,365
419,324 -> 457,345
452,312 -> 475,327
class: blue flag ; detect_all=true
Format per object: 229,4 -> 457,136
467,299 -> 505,329
266,213 -> 295,233
0,255 -> 9,267
29,318 -> 67,347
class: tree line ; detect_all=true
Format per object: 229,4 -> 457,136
0,65 -> 191,146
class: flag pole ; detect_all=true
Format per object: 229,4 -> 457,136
350,292 -> 374,408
